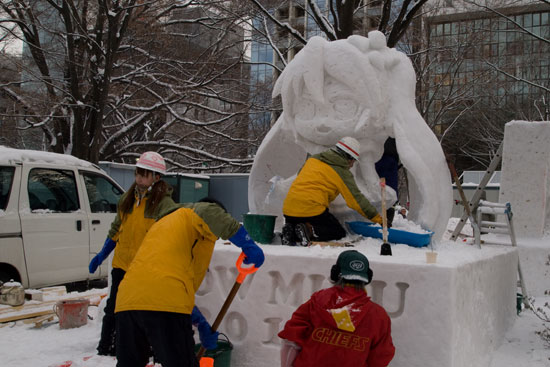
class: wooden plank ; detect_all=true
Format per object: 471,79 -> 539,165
40,286 -> 67,297
34,314 -> 56,328
0,288 -> 106,314
0,300 -> 52,315
1,309 -> 55,323
0,290 -> 107,323
0,287 -> 67,315
23,313 -> 53,324
23,313 -> 56,328
310,241 -> 354,247
309,235 -> 363,248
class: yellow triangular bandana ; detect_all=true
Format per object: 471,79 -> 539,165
331,308 -> 355,332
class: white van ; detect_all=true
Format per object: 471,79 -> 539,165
0,146 -> 124,288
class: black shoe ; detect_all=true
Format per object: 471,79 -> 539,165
97,344 -> 116,356
97,321 -> 116,356
281,223 -> 297,246
295,223 -> 312,247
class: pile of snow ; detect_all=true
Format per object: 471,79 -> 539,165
384,213 -> 432,234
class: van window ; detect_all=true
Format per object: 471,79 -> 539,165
0,166 -> 15,210
82,173 -> 123,213
28,169 -> 79,212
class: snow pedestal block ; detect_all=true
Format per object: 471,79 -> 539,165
195,244 -> 517,367
500,120 -> 550,238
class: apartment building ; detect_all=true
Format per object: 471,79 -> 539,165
423,1 -> 550,130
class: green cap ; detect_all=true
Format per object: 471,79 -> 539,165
337,250 -> 372,283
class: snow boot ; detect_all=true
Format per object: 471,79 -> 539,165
295,223 -> 312,247
97,343 -> 116,357
281,223 -> 297,246
97,321 -> 116,356
386,207 -> 395,228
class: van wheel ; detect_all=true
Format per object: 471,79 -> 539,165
0,268 -> 20,284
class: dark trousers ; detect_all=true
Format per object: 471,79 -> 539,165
285,209 -> 346,241
98,267 -> 126,352
116,310 -> 199,367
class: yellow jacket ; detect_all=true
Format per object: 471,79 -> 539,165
108,187 -> 174,271
283,149 -> 377,219
115,202 -> 240,314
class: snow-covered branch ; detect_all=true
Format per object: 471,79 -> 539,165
246,0 -> 307,44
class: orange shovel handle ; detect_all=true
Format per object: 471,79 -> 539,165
235,252 -> 259,284
196,253 -> 259,361
200,357 -> 214,367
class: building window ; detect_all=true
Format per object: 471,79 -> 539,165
426,9 -> 550,122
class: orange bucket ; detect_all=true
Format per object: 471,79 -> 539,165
54,299 -> 90,329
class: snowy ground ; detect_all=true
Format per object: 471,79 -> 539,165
1,217 -> 549,367
1,279 -> 548,367
0,276 -> 550,367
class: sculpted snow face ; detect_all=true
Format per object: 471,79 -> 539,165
248,31 -> 452,242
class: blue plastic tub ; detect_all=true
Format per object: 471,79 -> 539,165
347,221 -> 433,248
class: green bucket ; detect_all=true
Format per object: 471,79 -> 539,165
243,214 -> 277,244
195,335 -> 233,367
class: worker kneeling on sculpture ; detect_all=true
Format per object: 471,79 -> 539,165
281,137 -> 383,247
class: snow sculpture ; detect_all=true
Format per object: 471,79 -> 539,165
248,31 -> 452,241
500,120 -> 550,238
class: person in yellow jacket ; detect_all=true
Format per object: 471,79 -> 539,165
88,151 -> 175,356
282,137 -> 383,246
114,198 -> 265,367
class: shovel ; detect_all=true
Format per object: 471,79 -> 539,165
196,252 -> 259,363
380,178 -> 392,256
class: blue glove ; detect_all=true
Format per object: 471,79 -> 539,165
229,226 -> 265,267
88,238 -> 116,273
191,306 -> 219,350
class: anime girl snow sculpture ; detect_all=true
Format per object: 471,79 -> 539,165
248,31 -> 452,241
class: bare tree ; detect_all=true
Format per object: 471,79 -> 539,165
246,0 -> 430,46
0,0 -> 143,162
101,2 -> 255,172
0,0 -> 256,172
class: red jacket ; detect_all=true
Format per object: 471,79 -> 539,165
278,286 -> 395,367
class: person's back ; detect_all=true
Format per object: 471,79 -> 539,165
281,137 -> 382,246
115,201 -> 241,314
375,138 -> 399,226
280,286 -> 393,367
279,250 -> 395,367
283,148 -> 374,218
114,198 -> 264,367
